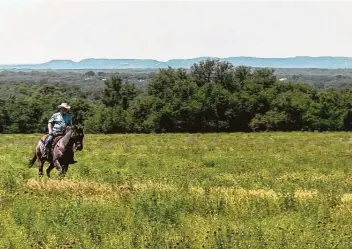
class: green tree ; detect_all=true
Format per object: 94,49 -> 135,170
102,75 -> 123,107
69,98 -> 93,125
102,75 -> 137,110
85,71 -> 96,77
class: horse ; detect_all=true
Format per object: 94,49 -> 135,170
28,125 -> 84,177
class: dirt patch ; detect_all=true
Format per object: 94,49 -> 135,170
26,178 -> 134,201
26,179 -> 321,203
26,178 -> 177,199
236,188 -> 278,199
295,189 -> 319,199
341,193 -> 352,203
189,187 -> 279,200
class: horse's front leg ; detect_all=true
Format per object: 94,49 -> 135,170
46,163 -> 55,178
61,164 -> 69,177
53,159 -> 64,176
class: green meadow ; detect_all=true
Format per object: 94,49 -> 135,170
1,132 -> 352,248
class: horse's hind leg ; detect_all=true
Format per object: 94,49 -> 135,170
35,143 -> 45,177
46,163 -> 55,178
37,157 -> 44,177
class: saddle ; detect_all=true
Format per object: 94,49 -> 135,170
40,134 -> 64,150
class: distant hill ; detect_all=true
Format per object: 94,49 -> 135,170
1,56 -> 352,70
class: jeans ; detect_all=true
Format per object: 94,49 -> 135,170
44,131 -> 57,151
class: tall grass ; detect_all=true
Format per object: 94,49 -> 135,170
1,132 -> 352,248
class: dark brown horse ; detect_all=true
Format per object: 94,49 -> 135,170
29,125 -> 84,177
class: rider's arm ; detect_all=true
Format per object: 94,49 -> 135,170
48,123 -> 53,134
48,114 -> 56,134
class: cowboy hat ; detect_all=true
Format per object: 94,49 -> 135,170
58,103 -> 71,109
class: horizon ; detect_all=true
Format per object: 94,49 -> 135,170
1,1 -> 352,64
2,55 -> 352,66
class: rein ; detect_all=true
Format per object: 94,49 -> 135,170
63,129 -> 80,151
55,127 -> 83,153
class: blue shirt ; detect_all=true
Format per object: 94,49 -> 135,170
48,112 -> 72,132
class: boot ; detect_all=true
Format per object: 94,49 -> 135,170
42,140 -> 51,159
41,147 -> 49,159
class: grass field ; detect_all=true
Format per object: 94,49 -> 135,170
1,132 -> 352,248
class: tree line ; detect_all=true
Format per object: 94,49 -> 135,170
0,59 -> 351,134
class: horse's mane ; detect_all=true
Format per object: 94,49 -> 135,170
58,127 -> 74,150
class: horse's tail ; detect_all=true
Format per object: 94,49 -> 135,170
28,150 -> 37,168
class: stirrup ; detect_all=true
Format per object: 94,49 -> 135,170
41,149 -> 49,159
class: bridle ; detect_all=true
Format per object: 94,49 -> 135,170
65,126 -> 84,152
74,129 -> 83,152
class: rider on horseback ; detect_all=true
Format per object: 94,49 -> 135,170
41,103 -> 77,164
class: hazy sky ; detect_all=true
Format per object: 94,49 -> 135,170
0,0 -> 351,64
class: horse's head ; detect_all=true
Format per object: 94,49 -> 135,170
71,124 -> 85,151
